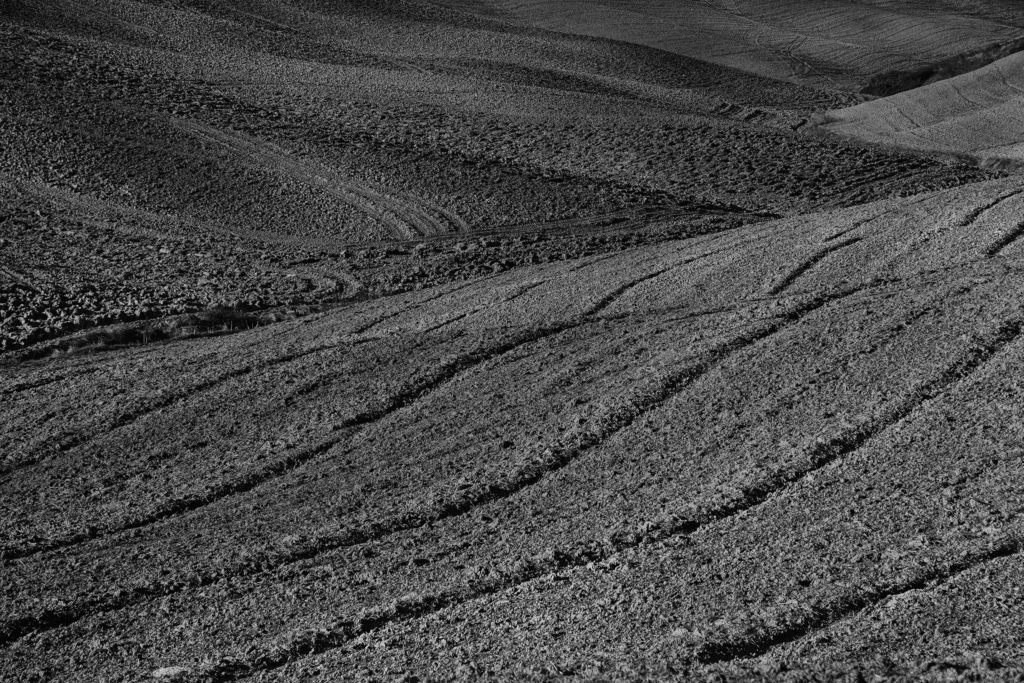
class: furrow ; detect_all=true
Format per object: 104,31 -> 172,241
765,237 -> 862,296
175,286 -> 872,681
0,322 -> 591,645
686,320 -> 1024,664
348,272 -> 505,336
0,431 -> 355,562
982,219 -> 1024,258
191,297 -> 1024,681
695,539 -> 1023,665
0,344 -> 336,479
587,246 -> 733,318
0,282 -> 863,648
0,256 -> 700,562
957,189 -> 1024,230
0,321 -> 587,565
0,367 -> 100,400
586,265 -> 677,317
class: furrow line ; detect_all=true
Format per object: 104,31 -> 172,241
348,272 -> 505,335
695,538 -> 1022,665
178,286 -> 872,681
0,344 -> 337,479
765,237 -> 862,296
0,321 -> 586,565
0,367 -> 101,400
956,188 -> 1024,230
0,321 -> 591,644
191,296 -> 1024,681
982,219 -> 1024,258
587,246 -> 735,318
0,281 -> 862,648
587,266 -> 677,317
822,191 -> 936,243
0,257 -> 702,562
686,319 -> 1024,663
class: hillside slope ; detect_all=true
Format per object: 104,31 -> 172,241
443,0 -> 1024,90
4,176 -> 1024,680
822,49 -> 1024,169
0,0 -> 996,353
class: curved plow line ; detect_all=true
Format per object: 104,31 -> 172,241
0,248 -> 731,644
191,311 -> 1024,682
0,342 -> 345,481
1,247 -> 700,560
765,236 -> 863,296
696,538 -> 1022,664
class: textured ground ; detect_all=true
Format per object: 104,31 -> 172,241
5,1 -> 1024,682
822,49 -> 1024,170
6,176 -> 1024,681
0,0 -> 996,352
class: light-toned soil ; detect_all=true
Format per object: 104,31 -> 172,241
822,50 -> 1024,168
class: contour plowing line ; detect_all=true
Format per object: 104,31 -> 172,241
190,301 -> 1024,681
765,236 -> 862,296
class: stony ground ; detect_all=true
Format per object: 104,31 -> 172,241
5,1 -> 1024,682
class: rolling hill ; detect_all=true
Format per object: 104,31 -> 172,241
440,0 -> 1024,90
5,0 -> 1024,681
0,0 -> 995,353
822,49 -> 1024,170
4,175 -> 1024,680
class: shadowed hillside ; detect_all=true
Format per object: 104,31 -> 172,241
0,0 -> 995,351
822,49 -> 1024,170
439,0 -> 1024,90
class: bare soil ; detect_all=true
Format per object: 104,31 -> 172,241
4,1 -> 1024,682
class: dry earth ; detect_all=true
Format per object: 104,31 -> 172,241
0,0 -> 996,352
6,175 -> 1024,681
822,49 -> 1024,170
5,1 -> 1024,682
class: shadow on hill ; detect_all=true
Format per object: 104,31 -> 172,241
861,37 -> 1024,97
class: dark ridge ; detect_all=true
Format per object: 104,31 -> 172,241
861,37 -> 1024,97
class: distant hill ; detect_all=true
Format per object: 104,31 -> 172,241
443,0 -> 1024,90
0,0 -> 993,352
821,49 -> 1024,169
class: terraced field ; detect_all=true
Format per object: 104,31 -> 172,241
448,0 -> 1024,90
6,0 -> 1024,681
822,49 -> 1024,169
